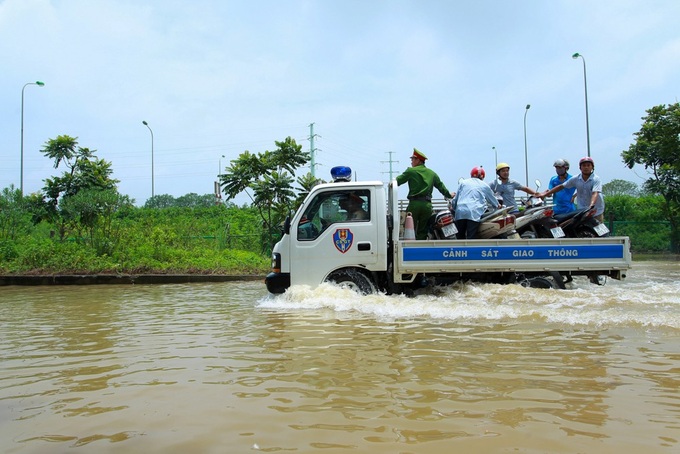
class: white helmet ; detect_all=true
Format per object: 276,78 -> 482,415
553,159 -> 570,170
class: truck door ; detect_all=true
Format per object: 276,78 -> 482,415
291,188 -> 381,287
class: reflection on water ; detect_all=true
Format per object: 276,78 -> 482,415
1,262 -> 679,453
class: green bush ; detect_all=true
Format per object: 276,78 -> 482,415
0,240 -> 19,262
0,199 -> 269,275
606,194 -> 672,252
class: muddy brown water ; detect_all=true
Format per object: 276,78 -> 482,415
1,261 -> 678,453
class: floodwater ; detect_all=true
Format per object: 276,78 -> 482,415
1,262 -> 679,453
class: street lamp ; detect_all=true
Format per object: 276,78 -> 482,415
142,121 -> 154,198
219,154 -> 225,176
492,146 -> 497,169
523,104 -> 531,187
572,52 -> 591,157
20,81 -> 45,196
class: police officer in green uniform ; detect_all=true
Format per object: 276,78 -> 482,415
396,148 -> 453,240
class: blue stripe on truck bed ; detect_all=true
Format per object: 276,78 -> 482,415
403,244 -> 625,261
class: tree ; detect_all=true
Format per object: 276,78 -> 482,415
175,193 -> 217,208
144,193 -> 220,209
294,172 -> 326,208
622,103 -> 680,252
219,137 -> 310,248
59,188 -> 133,255
602,179 -> 639,197
0,185 -> 31,242
38,135 -> 121,240
41,135 -> 119,201
144,194 -> 177,209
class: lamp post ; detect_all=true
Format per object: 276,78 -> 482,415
492,146 -> 497,169
142,121 -> 154,198
219,154 -> 225,176
523,104 -> 530,187
20,81 -> 45,196
572,52 -> 591,157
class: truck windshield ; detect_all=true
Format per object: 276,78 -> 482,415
297,189 -> 370,241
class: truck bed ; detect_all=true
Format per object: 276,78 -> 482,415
393,236 -> 631,282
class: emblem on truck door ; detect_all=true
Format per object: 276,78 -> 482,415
333,228 -> 354,253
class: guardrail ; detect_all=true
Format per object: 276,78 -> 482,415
397,197 -> 542,212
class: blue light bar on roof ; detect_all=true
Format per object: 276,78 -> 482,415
331,166 -> 352,182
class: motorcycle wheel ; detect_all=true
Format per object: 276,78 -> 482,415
574,227 -> 596,238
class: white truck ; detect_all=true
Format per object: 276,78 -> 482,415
265,170 -> 632,295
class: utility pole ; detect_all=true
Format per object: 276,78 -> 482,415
309,122 -> 319,177
381,151 -> 399,182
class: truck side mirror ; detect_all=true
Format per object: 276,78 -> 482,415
283,215 -> 291,235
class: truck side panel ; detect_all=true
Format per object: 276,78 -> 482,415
394,237 -> 631,281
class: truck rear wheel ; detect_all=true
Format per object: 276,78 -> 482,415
549,271 -> 567,289
326,269 -> 377,295
521,276 -> 557,289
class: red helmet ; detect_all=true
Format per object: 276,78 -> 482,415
470,166 -> 485,179
579,156 -> 594,167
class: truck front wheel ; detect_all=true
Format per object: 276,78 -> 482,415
326,269 -> 377,295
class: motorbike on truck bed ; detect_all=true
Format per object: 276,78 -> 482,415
428,203 -> 518,240
515,195 -> 561,240
553,207 -> 610,238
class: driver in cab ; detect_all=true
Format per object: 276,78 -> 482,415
339,193 -> 368,221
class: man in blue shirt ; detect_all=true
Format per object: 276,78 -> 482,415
539,157 -> 605,222
548,159 -> 576,214
451,166 -> 499,239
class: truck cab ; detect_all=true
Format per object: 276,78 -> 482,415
266,178 -> 389,294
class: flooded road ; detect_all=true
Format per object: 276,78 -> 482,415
1,261 -> 679,453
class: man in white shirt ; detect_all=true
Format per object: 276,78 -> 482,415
538,157 -> 605,222
451,166 -> 499,239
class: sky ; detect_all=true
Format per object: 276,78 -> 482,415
2,0 -> 679,206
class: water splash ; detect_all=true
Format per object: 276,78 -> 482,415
259,263 -> 680,329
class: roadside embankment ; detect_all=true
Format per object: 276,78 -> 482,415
0,275 -> 264,286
